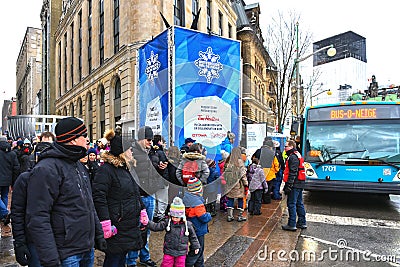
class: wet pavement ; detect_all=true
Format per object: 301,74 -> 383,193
0,198 -> 291,267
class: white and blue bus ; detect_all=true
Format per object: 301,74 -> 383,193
301,101 -> 400,194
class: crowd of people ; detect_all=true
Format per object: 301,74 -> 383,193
0,116 -> 306,267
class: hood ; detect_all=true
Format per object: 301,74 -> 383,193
221,137 -> 231,146
101,150 -> 132,168
182,192 -> 204,208
182,152 -> 205,161
39,142 -> 87,162
0,141 -> 11,152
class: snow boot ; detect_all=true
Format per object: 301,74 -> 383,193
237,208 -> 247,222
227,207 -> 234,222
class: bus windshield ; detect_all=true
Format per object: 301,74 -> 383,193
305,119 -> 400,162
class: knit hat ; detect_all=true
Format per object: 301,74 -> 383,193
97,138 -> 108,146
23,138 -> 31,145
167,197 -> 189,236
55,117 -> 87,143
104,129 -> 123,156
187,177 -> 203,196
0,136 -> 7,142
138,126 -> 154,140
227,131 -> 235,140
87,147 -> 98,155
169,197 -> 186,219
17,140 -> 24,147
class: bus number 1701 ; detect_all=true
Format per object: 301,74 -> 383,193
322,166 -> 336,172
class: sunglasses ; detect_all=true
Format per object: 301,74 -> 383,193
146,139 -> 153,142
81,133 -> 88,138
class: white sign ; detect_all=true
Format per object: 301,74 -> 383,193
145,96 -> 163,135
246,124 -> 266,157
184,96 -> 231,147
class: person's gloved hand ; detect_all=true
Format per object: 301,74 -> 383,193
95,235 -> 108,252
14,242 -> 31,266
283,183 -> 293,195
100,220 -> 117,239
140,209 -> 149,226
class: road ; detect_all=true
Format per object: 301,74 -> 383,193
289,191 -> 400,266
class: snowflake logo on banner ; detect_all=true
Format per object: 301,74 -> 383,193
194,47 -> 223,83
145,51 -> 161,83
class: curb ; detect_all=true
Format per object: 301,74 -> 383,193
204,199 -> 283,266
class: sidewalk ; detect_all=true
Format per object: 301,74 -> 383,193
1,198 -> 287,267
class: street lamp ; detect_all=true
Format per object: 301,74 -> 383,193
295,22 -> 336,116
310,89 -> 332,106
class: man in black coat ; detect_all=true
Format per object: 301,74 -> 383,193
25,117 -> 106,267
0,136 -> 20,227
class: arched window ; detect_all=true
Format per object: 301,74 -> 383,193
87,92 -> 93,111
69,102 -> 74,116
77,97 -> 83,117
114,78 -> 121,126
63,106 -> 67,116
99,84 -> 106,136
115,79 -> 121,99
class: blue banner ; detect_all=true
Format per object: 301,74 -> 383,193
173,27 -> 241,155
137,30 -> 169,143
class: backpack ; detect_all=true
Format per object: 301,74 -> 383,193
181,160 -> 199,185
223,163 -> 242,191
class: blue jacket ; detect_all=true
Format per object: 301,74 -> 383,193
182,192 -> 212,237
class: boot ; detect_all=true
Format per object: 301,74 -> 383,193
227,207 -> 234,222
237,208 -> 247,222
210,202 -> 217,217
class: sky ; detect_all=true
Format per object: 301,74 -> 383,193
0,1 -> 43,106
244,0 -> 400,88
1,1 -> 399,110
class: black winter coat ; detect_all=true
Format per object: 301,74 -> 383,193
11,171 -> 33,245
26,143 -> 103,266
131,141 -> 166,196
92,151 -> 145,254
0,141 -> 20,187
148,219 -> 200,257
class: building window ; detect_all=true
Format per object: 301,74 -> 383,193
64,32 -> 67,91
88,92 -> 93,111
206,0 -> 211,32
228,23 -> 232,38
174,0 -> 184,26
70,22 -> 74,86
218,11 -> 223,36
99,85 -> 105,137
192,0 -> 199,20
88,0 -> 92,73
78,11 -> 82,81
99,0 -> 104,65
115,79 -> 121,99
113,0 -> 119,54
114,78 -> 121,126
58,42 -> 61,97
70,102 -> 74,116
78,97 -> 83,117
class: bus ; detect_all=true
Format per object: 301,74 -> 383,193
301,101 -> 400,195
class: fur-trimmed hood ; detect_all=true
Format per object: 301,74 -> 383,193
100,150 -> 136,168
182,152 -> 205,161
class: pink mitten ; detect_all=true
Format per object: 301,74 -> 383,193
100,220 -> 113,239
140,209 -> 149,226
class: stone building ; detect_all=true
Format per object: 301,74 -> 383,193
16,27 -> 43,115
50,0 -> 237,141
232,1 -> 277,145
41,0 -> 63,115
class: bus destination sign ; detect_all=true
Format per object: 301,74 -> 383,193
308,104 -> 400,121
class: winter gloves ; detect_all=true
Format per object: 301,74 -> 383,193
283,183 -> 293,195
100,220 -> 118,239
14,242 -> 31,266
140,209 -> 149,226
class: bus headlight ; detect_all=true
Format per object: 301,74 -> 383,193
304,162 -> 318,178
